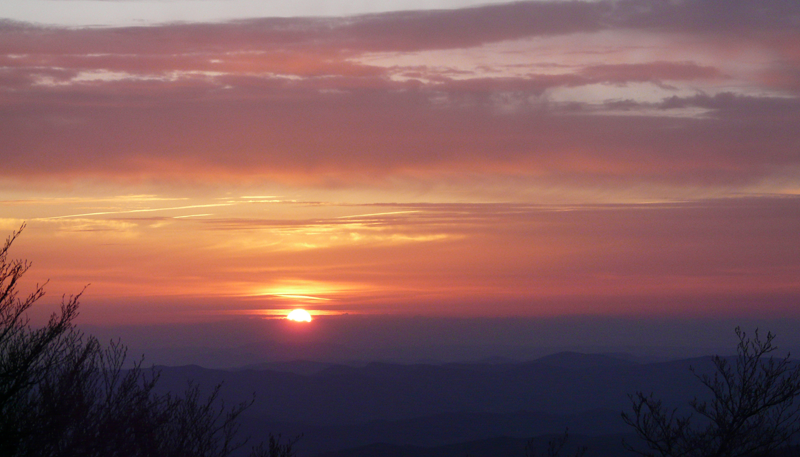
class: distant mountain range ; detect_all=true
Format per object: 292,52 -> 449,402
135,335 -> 711,369
151,352 -> 726,456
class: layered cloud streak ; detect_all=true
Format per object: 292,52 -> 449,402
1,0 -> 799,195
3,0 -> 800,321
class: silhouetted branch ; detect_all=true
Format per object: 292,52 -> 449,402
0,226 -> 294,457
623,327 -> 800,457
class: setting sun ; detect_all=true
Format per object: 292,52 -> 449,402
286,309 -> 312,322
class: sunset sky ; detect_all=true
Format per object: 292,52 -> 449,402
2,0 -> 800,328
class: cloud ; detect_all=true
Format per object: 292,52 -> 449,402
0,0 -> 798,193
580,62 -> 723,83
16,196 -> 800,319
4,1 -> 798,324
1,84 -> 797,189
613,0 -> 800,33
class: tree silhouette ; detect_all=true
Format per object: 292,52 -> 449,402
623,327 -> 800,457
0,225 -> 295,457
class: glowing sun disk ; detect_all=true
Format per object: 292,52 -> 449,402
286,309 -> 312,322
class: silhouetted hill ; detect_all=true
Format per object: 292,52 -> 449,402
314,433 -> 639,457
152,353 -> 720,456
235,360 -> 340,375
155,355 -> 715,423
246,409 -> 627,456
533,351 -> 639,369
474,356 -> 518,364
315,436 -> 528,457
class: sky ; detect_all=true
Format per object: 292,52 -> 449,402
2,0 -> 800,344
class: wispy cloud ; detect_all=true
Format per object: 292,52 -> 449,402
41,203 -> 233,220
4,1 -> 800,322
16,196 -> 798,320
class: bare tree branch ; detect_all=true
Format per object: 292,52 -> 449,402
623,327 -> 800,457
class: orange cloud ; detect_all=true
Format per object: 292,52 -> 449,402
7,198 -> 799,323
3,1 -> 800,324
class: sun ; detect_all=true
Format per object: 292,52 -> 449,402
286,309 -> 312,322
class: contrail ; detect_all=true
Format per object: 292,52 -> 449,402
41,203 -> 232,220
335,210 -> 419,219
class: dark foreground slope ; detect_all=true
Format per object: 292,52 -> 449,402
152,352 -> 720,456
243,409 -> 627,456
316,434 -> 638,457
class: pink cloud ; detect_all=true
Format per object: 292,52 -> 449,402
0,1 -> 798,190
580,62 -> 723,83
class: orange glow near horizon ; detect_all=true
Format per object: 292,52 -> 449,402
3,1 -> 800,325
4,195 -> 800,325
